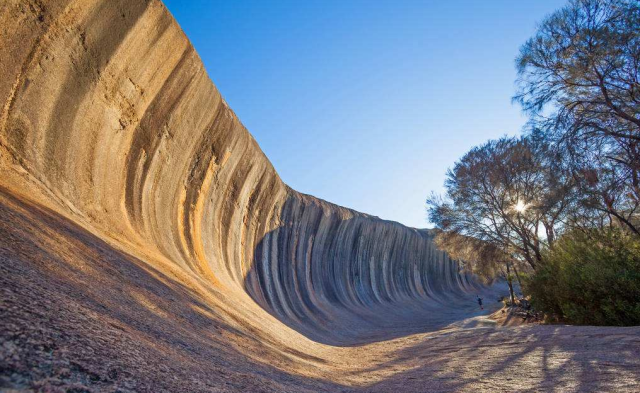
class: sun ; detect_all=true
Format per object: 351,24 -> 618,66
514,200 -> 528,213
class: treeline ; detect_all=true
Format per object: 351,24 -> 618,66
427,0 -> 640,326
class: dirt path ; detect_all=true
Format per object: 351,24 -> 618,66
2,189 -> 640,392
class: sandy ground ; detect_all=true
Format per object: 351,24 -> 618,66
2,188 -> 640,393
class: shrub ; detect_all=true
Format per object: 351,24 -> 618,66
525,229 -> 640,326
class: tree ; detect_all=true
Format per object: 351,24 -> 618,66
565,132 -> 640,234
427,135 -> 574,273
515,0 -> 640,234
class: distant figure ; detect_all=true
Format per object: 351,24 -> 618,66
477,296 -> 483,310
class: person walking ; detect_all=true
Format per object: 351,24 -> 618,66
477,296 -> 483,310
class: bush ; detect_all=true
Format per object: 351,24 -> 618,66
525,229 -> 640,326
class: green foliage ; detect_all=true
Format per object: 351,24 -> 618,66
525,229 -> 640,326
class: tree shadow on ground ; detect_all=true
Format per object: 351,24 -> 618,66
348,323 -> 640,392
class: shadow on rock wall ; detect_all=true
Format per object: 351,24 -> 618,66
244,192 -> 500,346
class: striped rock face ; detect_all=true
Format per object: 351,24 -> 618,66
0,0 -> 488,347
4,3 -> 640,392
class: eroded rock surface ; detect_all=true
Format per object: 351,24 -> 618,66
1,1 -> 639,392
0,0 -> 484,343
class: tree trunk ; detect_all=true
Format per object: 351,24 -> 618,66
522,244 -> 537,270
506,262 -> 516,305
512,263 -> 524,297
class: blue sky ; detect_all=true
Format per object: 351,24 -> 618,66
163,0 -> 567,228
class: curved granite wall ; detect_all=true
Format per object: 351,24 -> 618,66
245,192 -> 482,343
0,0 -> 482,344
